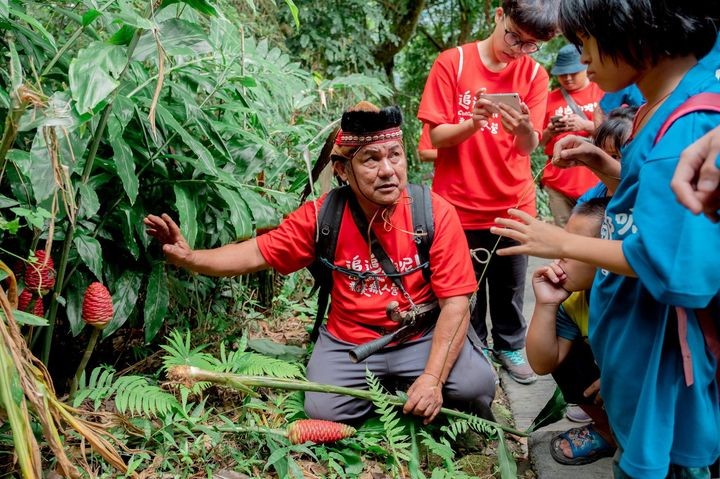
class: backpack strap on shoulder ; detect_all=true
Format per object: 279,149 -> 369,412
309,186 -> 348,342
654,93 -> 720,145
407,184 -> 434,283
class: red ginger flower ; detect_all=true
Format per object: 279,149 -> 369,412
286,419 -> 356,445
24,250 -> 56,294
82,282 -> 113,329
17,289 -> 43,316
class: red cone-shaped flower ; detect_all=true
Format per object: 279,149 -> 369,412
286,419 -> 356,444
17,289 -> 43,316
24,250 -> 56,294
82,282 -> 113,329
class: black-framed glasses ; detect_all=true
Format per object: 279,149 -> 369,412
503,16 -> 540,54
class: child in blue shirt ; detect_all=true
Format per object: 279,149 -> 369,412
528,197 -> 615,465
491,1 -> 720,477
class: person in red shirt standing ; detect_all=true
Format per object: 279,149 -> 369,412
540,44 -> 604,226
417,0 -> 558,384
144,102 -> 497,424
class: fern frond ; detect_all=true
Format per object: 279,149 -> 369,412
418,430 -> 455,465
366,369 -> 412,474
221,349 -> 303,379
72,365 -> 116,410
114,375 -> 181,418
160,330 -> 215,371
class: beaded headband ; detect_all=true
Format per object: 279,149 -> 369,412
334,127 -> 403,147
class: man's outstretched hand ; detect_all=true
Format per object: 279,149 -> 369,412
144,213 -> 194,269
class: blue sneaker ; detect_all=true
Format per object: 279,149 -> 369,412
494,349 -> 537,384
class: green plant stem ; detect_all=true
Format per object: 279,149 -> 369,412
171,367 -> 528,437
41,27 -> 144,366
69,327 -> 100,397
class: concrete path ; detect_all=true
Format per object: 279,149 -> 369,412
496,256 -> 613,478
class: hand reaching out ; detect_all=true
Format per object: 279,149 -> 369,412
491,209 -> 569,259
144,213 -> 195,269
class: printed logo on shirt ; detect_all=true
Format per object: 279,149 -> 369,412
552,102 -> 597,117
600,208 -> 638,275
343,254 -> 421,297
457,89 -> 500,134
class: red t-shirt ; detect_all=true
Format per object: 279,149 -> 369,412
541,83 -> 604,199
256,190 -> 476,344
418,123 -> 434,151
417,42 -> 549,229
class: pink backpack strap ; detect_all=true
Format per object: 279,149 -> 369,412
654,93 -> 720,145
675,307 -> 695,387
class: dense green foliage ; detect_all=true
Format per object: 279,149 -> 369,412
0,0 -> 567,475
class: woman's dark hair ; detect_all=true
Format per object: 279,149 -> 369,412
559,0 -> 720,68
503,0 -> 560,42
593,105 -> 638,153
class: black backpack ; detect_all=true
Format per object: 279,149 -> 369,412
308,184 -> 435,341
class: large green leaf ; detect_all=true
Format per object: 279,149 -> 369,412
0,0 -> 8,20
9,5 -> 57,52
133,18 -> 211,61
27,129 -> 57,203
65,272 -> 91,336
73,234 -> 103,281
78,183 -> 100,219
13,310 -> 48,327
108,118 -> 138,205
173,185 -> 198,248
144,263 -> 169,343
215,185 -> 253,241
116,0 -> 155,30
160,0 -> 217,16
69,42 -> 126,114
119,207 -> 140,260
239,188 -> 281,229
102,270 -> 143,338
154,103 -> 218,176
496,428 -> 518,479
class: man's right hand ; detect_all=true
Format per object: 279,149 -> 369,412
144,213 -> 195,269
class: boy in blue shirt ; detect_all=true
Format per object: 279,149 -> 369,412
527,197 -> 616,465
491,1 -> 720,477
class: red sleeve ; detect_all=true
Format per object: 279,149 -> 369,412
428,193 -> 477,298
255,197 -> 322,275
525,64 -> 550,138
417,48 -> 460,127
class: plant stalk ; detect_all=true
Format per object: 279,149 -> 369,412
69,327 -> 100,397
169,366 -> 528,437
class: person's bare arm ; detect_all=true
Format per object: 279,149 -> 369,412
403,295 -> 469,424
144,213 -> 269,276
491,209 -> 636,277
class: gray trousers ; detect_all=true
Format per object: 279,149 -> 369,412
305,326 -> 497,422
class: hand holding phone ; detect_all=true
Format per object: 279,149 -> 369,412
480,92 -> 522,112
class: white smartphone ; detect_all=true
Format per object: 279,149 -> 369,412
480,92 -> 522,111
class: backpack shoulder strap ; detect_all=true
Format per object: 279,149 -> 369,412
407,184 -> 434,283
654,93 -> 720,145
309,186 -> 348,342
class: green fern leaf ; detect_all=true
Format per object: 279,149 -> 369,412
113,375 -> 180,418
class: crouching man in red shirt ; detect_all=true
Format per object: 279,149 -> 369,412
145,102 -> 497,424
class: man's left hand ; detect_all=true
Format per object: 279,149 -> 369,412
403,373 -> 443,424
